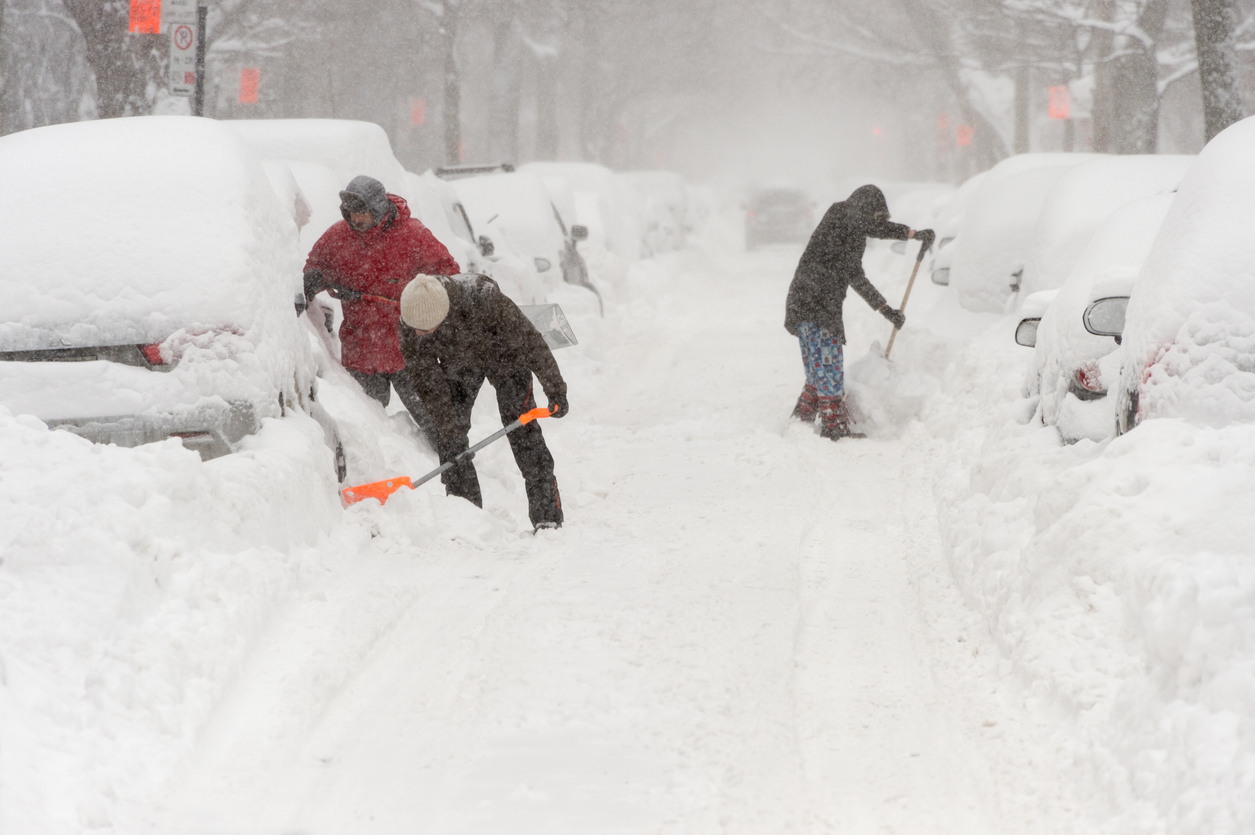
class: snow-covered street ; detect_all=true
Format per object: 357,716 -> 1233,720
119,238 -> 1093,834
9,1 -> 1255,831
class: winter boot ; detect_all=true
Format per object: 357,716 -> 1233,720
818,396 -> 866,440
791,384 -> 819,423
527,476 -> 564,532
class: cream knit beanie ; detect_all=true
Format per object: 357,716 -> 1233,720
400,274 -> 450,330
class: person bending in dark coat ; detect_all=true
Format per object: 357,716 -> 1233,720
784,184 -> 934,440
398,273 -> 569,531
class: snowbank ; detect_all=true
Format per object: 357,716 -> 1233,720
1119,116 -> 1255,428
931,328 -> 1255,833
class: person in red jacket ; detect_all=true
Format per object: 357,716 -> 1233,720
303,175 -> 460,439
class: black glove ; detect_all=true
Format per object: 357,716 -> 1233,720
548,392 -> 569,419
913,228 -> 936,251
884,307 -> 906,330
303,269 -> 325,302
327,283 -> 363,303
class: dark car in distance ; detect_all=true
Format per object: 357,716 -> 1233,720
745,188 -> 814,250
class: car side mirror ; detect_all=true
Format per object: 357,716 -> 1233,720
890,241 -> 907,255
478,235 -> 495,257
1083,296 -> 1129,343
294,291 -> 308,317
571,225 -> 589,242
534,257 -> 552,272
931,267 -> 950,286
1015,318 -> 1040,348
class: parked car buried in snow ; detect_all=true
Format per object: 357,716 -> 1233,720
1114,116 -> 1255,435
0,117 -> 343,476
1017,194 -> 1174,442
449,171 -> 595,302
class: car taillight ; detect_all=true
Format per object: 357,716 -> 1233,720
140,344 -> 165,365
1074,363 -> 1105,394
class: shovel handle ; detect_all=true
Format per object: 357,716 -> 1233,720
885,239 -> 931,360
340,405 -> 557,506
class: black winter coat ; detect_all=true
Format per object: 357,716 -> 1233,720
400,274 -> 566,445
784,185 -> 909,342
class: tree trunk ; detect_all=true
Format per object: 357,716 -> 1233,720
578,5 -> 599,161
1191,0 -> 1245,142
0,0 -> 9,135
535,54 -> 559,160
64,0 -> 162,118
1091,0 -> 1166,154
442,5 -> 462,164
488,16 -> 522,162
896,0 -> 1009,169
1014,62 -> 1030,154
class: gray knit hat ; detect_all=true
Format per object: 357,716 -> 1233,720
340,175 -> 395,228
400,275 -> 450,331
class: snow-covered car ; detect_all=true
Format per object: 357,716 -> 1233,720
520,161 -> 643,264
0,116 -> 343,476
450,171 -> 595,302
1019,194 -> 1174,442
950,156 -> 1102,313
1017,154 -> 1194,300
929,171 -> 988,286
620,170 -> 690,254
1115,116 -> 1255,434
743,187 -> 814,249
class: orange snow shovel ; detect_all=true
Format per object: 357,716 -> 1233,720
884,237 -> 933,359
341,405 -> 557,506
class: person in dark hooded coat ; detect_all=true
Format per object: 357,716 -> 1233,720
784,184 -> 934,439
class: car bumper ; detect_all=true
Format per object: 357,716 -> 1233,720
0,359 -> 261,460
45,402 -> 257,460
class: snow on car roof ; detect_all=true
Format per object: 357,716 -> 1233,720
1019,155 -> 1194,300
227,118 -> 409,196
949,164 -> 1076,313
0,116 -> 300,352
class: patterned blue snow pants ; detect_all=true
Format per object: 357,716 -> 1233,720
797,322 -> 844,398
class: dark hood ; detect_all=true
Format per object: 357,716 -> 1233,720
340,175 -> 398,228
845,185 -> 890,223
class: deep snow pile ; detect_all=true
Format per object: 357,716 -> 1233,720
922,323 -> 1255,834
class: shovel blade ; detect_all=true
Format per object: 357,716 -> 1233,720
341,475 -> 413,506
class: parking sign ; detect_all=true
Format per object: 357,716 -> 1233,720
170,21 -> 197,96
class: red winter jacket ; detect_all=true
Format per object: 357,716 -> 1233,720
305,195 -> 460,374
